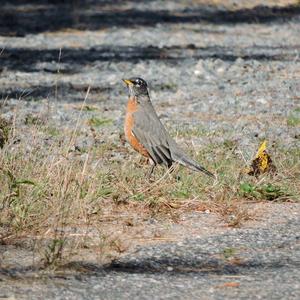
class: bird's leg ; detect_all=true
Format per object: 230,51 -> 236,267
147,159 -> 156,179
147,164 -> 155,179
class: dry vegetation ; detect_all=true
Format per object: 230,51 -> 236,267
0,102 -> 299,269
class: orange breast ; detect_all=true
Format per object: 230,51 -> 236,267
124,97 -> 149,158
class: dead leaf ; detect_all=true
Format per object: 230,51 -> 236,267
247,140 -> 276,176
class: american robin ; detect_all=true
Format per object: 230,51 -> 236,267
122,77 -> 215,178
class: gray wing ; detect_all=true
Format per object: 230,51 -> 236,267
132,105 -> 173,167
132,103 -> 215,178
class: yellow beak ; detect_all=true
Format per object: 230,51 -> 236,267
122,79 -> 133,86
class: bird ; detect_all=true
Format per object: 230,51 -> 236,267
122,77 -> 215,178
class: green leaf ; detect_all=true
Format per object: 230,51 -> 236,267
240,183 -> 255,193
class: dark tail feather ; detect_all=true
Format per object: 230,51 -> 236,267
173,152 -> 215,179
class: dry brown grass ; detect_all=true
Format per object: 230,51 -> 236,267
0,107 -> 299,268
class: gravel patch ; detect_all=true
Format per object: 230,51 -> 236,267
0,0 -> 299,299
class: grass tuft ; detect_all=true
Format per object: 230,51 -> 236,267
287,110 -> 300,127
0,116 -> 11,148
88,117 -> 113,127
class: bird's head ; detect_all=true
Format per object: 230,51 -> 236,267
122,77 -> 149,97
